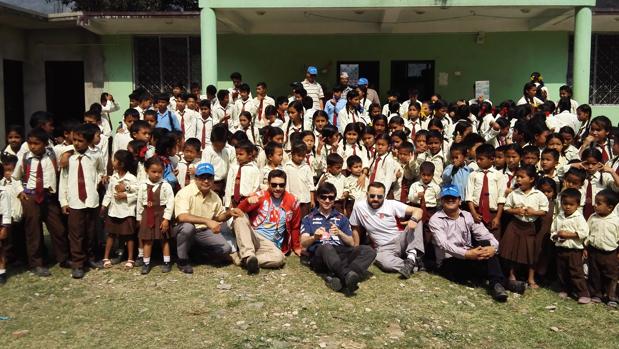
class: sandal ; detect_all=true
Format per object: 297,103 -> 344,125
124,260 -> 135,270
102,259 -> 112,269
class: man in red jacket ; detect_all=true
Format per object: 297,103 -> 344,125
233,169 -> 301,274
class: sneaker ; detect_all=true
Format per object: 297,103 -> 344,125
177,260 -> 194,274
398,259 -> 416,280
491,283 -> 508,302
325,276 -> 343,292
32,266 -> 51,277
141,263 -> 151,275
161,262 -> 172,273
577,296 -> 591,304
0,273 -> 6,285
506,280 -> 527,294
71,268 -> 84,279
591,296 -> 602,303
135,257 -> 144,267
245,256 -> 259,275
344,271 -> 360,296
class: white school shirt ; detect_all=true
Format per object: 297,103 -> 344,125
232,98 -> 257,130
201,145 -> 229,181
368,153 -> 399,195
12,150 -> 58,193
517,96 -> 544,107
349,199 -> 409,247
425,151 -> 446,186
584,172 -> 619,204
301,152 -> 322,178
564,145 -> 580,162
175,109 -> 198,140
59,151 -> 105,209
301,79 -> 324,110
344,174 -> 366,201
408,181 -> 441,208
112,129 -> 132,155
134,106 -> 146,120
176,158 -> 200,189
359,97 -> 372,118
546,111 -> 581,134
586,213 -> 619,251
0,185 -> 12,226
479,113 -> 496,137
260,164 -> 284,190
3,145 -> 17,157
224,162 -> 261,206
101,172 -> 138,218
135,179 -> 175,222
319,172 -> 346,200
283,160 -> 315,203
465,167 -> 507,210
283,121 -> 304,151
169,95 -> 178,111
399,99 -> 422,118
195,116 -> 215,148
550,211 -> 589,249
337,108 -> 370,134
1,177 -> 22,222
212,104 -> 234,130
227,88 -> 252,104
337,141 -> 369,170
253,95 -> 275,128
504,188 -> 549,223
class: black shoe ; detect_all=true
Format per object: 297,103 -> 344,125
491,283 -> 509,302
71,268 -> 85,279
0,273 -> 6,285
58,261 -> 72,269
135,257 -> 144,267
161,262 -> 172,273
88,260 -> 103,269
245,256 -> 260,275
110,249 -> 124,265
325,276 -> 343,292
415,257 -> 426,272
344,271 -> 360,296
506,280 -> 527,294
32,266 -> 51,277
398,259 -> 416,280
177,260 -> 194,274
141,263 -> 151,275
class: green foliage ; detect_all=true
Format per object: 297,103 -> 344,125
59,0 -> 199,12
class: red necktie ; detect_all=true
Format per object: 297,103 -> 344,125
34,160 -> 44,204
369,156 -> 381,183
352,145 -> 357,156
201,120 -> 207,146
185,165 -> 191,186
146,184 -> 155,228
508,174 -> 514,187
600,146 -> 609,163
233,166 -> 242,203
333,103 -> 338,127
77,156 -> 87,202
257,99 -> 264,121
180,111 -> 185,135
410,123 -> 416,141
241,102 -> 246,112
350,110 -> 356,123
479,170 -> 492,224
584,180 -> 594,219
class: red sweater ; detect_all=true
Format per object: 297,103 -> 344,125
237,190 -> 301,255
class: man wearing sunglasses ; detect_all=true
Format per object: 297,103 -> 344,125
300,183 -> 376,295
349,182 -> 424,279
429,185 -> 526,302
232,169 -> 301,274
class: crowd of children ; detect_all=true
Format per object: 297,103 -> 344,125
0,70 -> 617,306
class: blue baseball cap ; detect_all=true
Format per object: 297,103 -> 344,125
195,162 -> 215,177
358,77 -> 368,86
440,184 -> 461,199
307,66 -> 318,75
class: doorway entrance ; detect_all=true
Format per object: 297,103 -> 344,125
336,61 -> 380,94
390,60 -> 434,102
45,61 -> 85,124
3,59 -> 25,130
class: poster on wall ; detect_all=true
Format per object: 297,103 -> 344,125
475,80 -> 490,101
339,64 -> 359,85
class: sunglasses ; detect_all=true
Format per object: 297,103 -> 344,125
319,195 -> 336,201
270,183 -> 286,188
368,194 -> 384,199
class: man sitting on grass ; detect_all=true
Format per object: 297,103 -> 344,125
300,182 -> 376,296
429,184 -> 527,302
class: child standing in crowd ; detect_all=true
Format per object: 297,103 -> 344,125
177,138 -> 201,189
226,141 -> 261,207
4,125 -> 23,157
285,143 -> 315,217
0,163 -> 11,284
262,142 -> 284,189
344,155 -> 366,215
318,153 -> 347,213
136,157 -> 175,275
367,133 -> 399,195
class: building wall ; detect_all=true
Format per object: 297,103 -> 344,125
0,24 -> 27,145
101,35 -> 134,126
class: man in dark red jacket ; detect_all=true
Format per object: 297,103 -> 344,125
233,169 -> 301,274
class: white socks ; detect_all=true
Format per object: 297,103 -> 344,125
163,255 -> 170,263
138,249 -> 144,258
0,268 -> 6,275
143,257 -> 151,265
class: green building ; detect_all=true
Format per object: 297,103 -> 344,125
0,0 -> 618,145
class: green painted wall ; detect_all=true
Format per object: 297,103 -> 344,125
216,32 -> 569,106
102,35 -> 134,127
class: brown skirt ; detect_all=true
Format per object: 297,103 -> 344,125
139,206 -> 167,241
499,219 -> 537,265
105,216 -> 136,237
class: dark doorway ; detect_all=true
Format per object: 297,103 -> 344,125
391,60 -> 434,102
336,61 -> 380,94
45,61 -> 85,124
3,59 -> 25,130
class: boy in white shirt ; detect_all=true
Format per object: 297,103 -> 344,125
318,153 -> 346,213
175,93 -> 198,141
201,124 -> 230,198
254,82 -> 275,128
195,100 -> 215,149
225,141 -> 261,207
177,138 -> 201,189
213,89 -> 234,130
232,84 -> 256,131
284,142 -> 315,218
112,109 -> 140,155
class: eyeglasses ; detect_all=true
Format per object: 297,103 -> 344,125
319,195 -> 336,201
368,194 -> 384,199
270,183 -> 286,188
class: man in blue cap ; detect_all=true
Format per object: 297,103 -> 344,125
302,66 -> 324,110
429,184 -> 527,302
357,77 -> 380,106
173,162 -> 244,273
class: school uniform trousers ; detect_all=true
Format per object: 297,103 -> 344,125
68,207 -> 98,269
21,191 -> 68,267
374,223 -> 424,273
173,222 -> 232,261
587,246 -> 618,301
232,215 -> 285,268
556,247 -> 590,298
310,243 -> 376,280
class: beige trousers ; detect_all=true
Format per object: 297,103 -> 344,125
233,215 -> 285,268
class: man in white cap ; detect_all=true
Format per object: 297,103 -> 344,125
357,77 -> 380,106
339,72 -> 353,99
302,66 -> 324,110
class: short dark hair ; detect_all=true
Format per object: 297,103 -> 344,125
450,142 -> 468,156
265,142 -> 283,158
75,124 -> 97,143
420,161 -> 435,174
211,124 -> 228,143
156,93 -> 170,102
398,141 -> 414,153
475,144 -> 495,159
235,140 -> 255,154
368,182 -> 386,192
27,127 -> 49,144
564,167 -> 586,185
0,153 -> 18,167
199,99 -> 211,108
268,169 -> 287,182
523,145 -> 540,157
239,83 -> 250,93
217,89 -> 229,101
317,182 -> 337,197
184,138 -> 202,153
144,109 -> 157,118
6,124 -> 24,138
290,142 -> 307,156
130,120 -> 151,135
561,188 -> 582,204
326,153 -> 344,167
541,148 -> 560,161
346,155 -> 362,168
596,189 -> 619,208
124,108 -> 140,119
29,111 -> 54,129
230,72 -> 242,80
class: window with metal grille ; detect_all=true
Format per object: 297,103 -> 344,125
134,36 -> 201,95
567,34 -> 619,105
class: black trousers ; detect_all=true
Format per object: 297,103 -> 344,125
310,244 -> 376,280
439,255 -> 505,287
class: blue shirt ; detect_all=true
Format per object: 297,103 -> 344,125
442,164 -> 473,200
301,208 -> 352,253
323,98 -> 347,126
254,198 -> 287,248
156,110 -> 181,131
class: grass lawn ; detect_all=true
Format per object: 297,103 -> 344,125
0,257 -> 618,349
